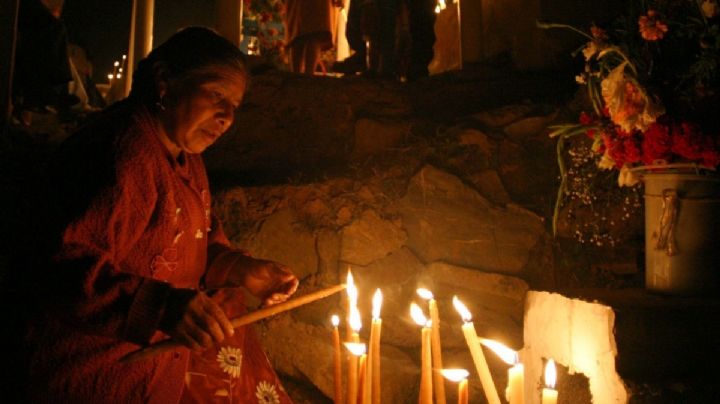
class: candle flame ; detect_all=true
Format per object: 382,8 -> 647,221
439,0 -> 447,9
346,270 -> 358,306
452,296 -> 472,322
416,288 -> 434,300
410,302 -> 429,326
441,368 -> 469,382
545,359 -> 557,389
116,74 -> 122,79
331,314 -> 340,327
122,54 -> 127,59
118,68 -> 123,73
434,4 -> 440,13
479,339 -> 518,365
349,306 -> 362,332
372,289 -> 383,320
114,61 -> 120,67
344,342 -> 367,356
107,74 -> 114,80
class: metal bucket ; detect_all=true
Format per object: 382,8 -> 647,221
642,171 -> 720,295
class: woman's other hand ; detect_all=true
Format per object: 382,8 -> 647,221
160,288 -> 235,351
239,258 -> 299,306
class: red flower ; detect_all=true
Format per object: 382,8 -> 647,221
603,128 -> 642,167
641,121 -> 672,164
639,10 -> 668,41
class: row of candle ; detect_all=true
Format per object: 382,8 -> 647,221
332,270 -> 561,403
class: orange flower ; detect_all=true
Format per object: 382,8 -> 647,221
639,10 -> 668,41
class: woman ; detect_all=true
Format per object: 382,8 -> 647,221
284,0 -> 341,74
15,27 -> 297,403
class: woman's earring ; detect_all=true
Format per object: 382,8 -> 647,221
155,96 -> 166,111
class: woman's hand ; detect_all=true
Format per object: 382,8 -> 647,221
239,258 -> 299,306
159,288 -> 235,351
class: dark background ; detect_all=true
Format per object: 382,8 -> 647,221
62,0 -> 215,83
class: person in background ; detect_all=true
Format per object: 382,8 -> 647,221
6,26 -> 297,403
12,0 -> 78,125
333,0 -> 436,81
284,0 -> 343,74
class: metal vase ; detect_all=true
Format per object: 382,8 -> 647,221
643,172 -> 720,295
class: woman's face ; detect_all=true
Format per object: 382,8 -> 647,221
159,66 -> 247,156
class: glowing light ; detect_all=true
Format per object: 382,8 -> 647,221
346,270 -> 358,307
344,342 -> 367,356
453,296 -> 472,323
118,68 -> 123,73
122,54 -> 127,60
114,61 -> 120,67
410,303 -> 430,327
116,74 -> 122,79
479,339 -> 518,365
331,314 -> 340,327
350,306 -> 362,332
107,74 -> 114,80
545,359 -> 557,389
434,5 -> 440,13
416,288 -> 434,300
372,289 -> 383,320
441,368 -> 469,382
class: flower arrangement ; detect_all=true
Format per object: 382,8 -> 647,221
540,0 -> 720,236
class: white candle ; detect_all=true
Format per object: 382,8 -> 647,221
418,288 -> 447,404
441,369 -> 470,404
453,296 -> 500,404
368,289 -> 382,404
411,303 -> 433,404
332,315 -> 343,404
541,359 -> 558,404
345,342 -> 366,404
479,339 -> 524,404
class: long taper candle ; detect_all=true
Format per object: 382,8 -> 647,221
332,315 -> 343,404
480,339 -> 524,404
541,359 -> 558,404
357,352 -> 368,404
418,288 -> 447,404
121,283 -> 347,363
411,303 -> 433,404
346,270 -> 357,342
368,289 -> 382,404
347,307 -> 362,404
452,296 -> 500,404
442,369 -> 469,404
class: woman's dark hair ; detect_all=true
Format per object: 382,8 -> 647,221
129,26 -> 248,103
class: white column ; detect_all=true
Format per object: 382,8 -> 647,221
216,0 -> 243,47
125,0 -> 154,96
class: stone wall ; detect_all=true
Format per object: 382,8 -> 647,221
207,69 -> 585,402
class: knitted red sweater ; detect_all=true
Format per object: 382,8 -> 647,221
24,102 -> 241,403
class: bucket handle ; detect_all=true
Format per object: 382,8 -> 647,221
653,189 -> 678,256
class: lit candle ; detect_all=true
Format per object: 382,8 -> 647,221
452,296 -> 500,404
357,352 -> 367,404
480,339 -> 524,404
332,315 -> 343,404
541,359 -> 558,404
345,342 -> 366,404
418,288 -> 447,404
411,303 -> 433,404
347,306 -> 362,404
346,270 -> 357,342
441,369 -> 469,404
368,289 -> 382,404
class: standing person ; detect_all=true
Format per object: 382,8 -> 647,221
333,0 -> 436,80
284,0 -> 342,74
12,0 -> 77,125
8,27 -> 298,403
